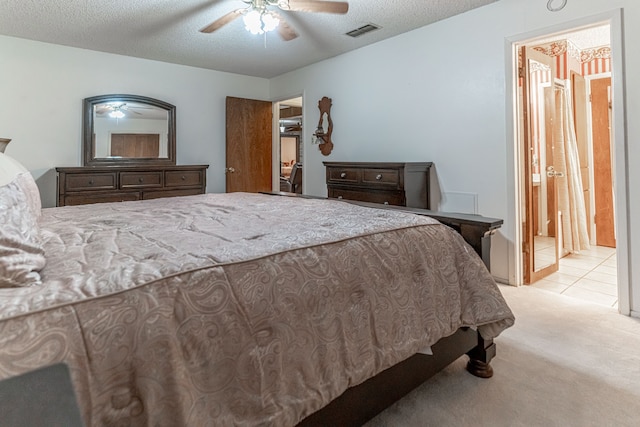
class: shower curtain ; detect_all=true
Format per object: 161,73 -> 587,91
554,83 -> 590,253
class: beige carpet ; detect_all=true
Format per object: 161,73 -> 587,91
366,284 -> 640,427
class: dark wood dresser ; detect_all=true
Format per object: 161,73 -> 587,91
56,165 -> 208,206
323,162 -> 432,209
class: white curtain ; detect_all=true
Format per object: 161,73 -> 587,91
554,84 -> 590,253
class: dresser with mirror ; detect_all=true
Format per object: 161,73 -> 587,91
57,94 -> 208,206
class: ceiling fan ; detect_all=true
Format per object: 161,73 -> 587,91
200,0 -> 349,41
95,103 -> 149,118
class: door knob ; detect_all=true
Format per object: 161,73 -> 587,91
225,167 -> 236,173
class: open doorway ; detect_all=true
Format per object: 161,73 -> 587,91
515,24 -> 619,308
277,97 -> 303,193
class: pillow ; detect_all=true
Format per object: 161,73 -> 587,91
0,153 -> 46,287
0,152 -> 41,219
0,152 -> 26,184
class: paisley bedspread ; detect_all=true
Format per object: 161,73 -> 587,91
0,192 -> 514,426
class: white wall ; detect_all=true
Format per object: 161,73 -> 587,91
0,35 -> 269,207
269,0 -> 640,313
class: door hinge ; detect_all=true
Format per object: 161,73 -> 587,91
518,67 -> 525,79
589,94 -> 592,102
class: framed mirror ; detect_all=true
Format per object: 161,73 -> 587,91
83,94 -> 176,166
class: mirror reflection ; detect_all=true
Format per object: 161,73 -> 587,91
93,101 -> 169,159
83,94 -> 176,166
527,58 -> 558,272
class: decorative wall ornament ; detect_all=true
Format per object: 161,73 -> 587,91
566,40 -> 581,62
533,40 -> 609,64
533,40 -> 567,57
529,61 -> 551,74
580,46 -> 612,62
313,96 -> 334,156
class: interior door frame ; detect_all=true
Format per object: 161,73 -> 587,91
505,10 -> 630,315
272,94 -> 304,193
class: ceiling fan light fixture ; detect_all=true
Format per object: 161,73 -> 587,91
243,10 -> 280,35
109,110 -> 125,119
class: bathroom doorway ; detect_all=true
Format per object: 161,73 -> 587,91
515,24 -> 619,308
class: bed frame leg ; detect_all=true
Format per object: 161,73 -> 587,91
465,331 -> 496,378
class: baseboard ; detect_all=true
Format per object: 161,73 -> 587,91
493,276 -> 511,286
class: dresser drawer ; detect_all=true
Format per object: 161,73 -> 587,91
328,188 -> 405,206
361,168 -> 400,188
64,192 -> 140,206
143,188 -> 203,200
326,167 -> 360,184
120,171 -> 163,189
65,173 -> 116,191
165,170 -> 203,187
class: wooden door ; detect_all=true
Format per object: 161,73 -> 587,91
225,97 -> 273,193
590,77 -> 616,248
521,46 -> 559,284
111,134 -> 160,158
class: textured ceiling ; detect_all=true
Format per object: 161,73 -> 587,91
533,25 -> 610,50
0,0 -> 499,78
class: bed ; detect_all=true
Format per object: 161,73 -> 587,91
0,152 -> 514,426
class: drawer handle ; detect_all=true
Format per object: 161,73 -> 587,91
138,177 -> 144,183
181,175 -> 186,180
88,179 -> 94,185
376,174 -> 383,180
340,172 -> 347,178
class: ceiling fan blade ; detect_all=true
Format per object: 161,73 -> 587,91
286,0 -> 349,14
200,9 -> 243,33
272,12 -> 298,41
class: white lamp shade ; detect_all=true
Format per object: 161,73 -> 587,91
243,10 -> 279,35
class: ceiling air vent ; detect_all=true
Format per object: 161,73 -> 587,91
345,24 -> 381,38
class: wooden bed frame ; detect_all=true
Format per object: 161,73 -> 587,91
263,192 -> 503,426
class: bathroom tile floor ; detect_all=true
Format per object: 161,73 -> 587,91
531,238 -> 618,309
